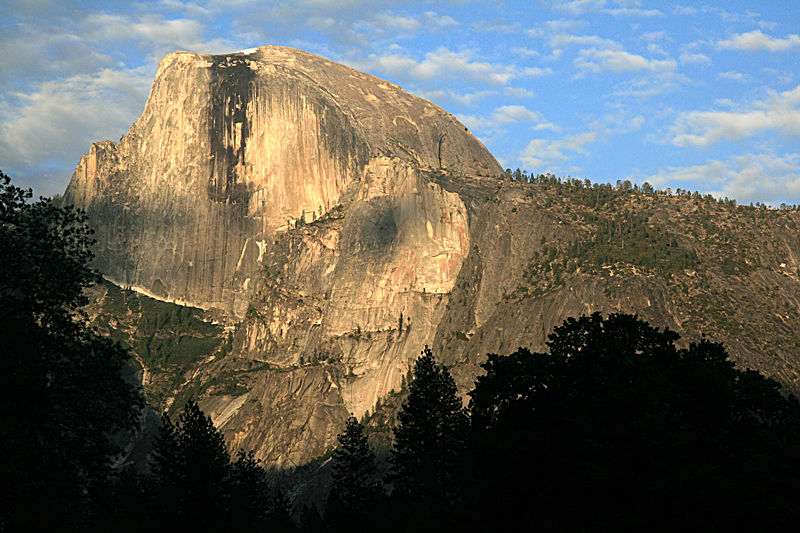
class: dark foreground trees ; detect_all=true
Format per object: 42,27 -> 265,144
465,313 -> 800,530
390,347 -> 468,500
0,172 -> 143,530
326,416 -> 381,530
323,322 -> 800,531
146,399 -> 291,532
388,347 -> 468,531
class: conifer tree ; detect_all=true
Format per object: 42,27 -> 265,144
1,171 -> 142,530
148,400 -> 230,529
227,450 -> 272,530
327,416 -> 379,526
390,347 -> 468,515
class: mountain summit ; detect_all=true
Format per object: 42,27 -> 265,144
65,46 -> 501,316
66,47 -> 800,466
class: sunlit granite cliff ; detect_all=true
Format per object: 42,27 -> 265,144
69,46 -> 800,467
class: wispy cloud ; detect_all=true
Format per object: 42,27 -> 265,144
673,5 -> 698,15
605,7 -> 662,17
519,131 -> 599,168
358,47 -> 528,85
718,71 -> 750,83
518,110 -> 644,170
575,48 -> 676,74
671,85 -> 800,147
642,152 -> 800,204
718,30 -> 800,52
0,67 -> 152,188
355,11 -> 459,37
551,0 -> 661,17
459,105 -> 555,132
86,13 -> 230,51
679,52 -> 711,65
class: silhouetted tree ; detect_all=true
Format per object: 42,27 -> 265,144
147,400 -> 291,531
227,449 -> 273,531
466,313 -> 800,530
266,489 -> 296,532
389,347 -> 468,529
148,400 -> 231,530
0,171 -> 142,530
327,416 -> 380,529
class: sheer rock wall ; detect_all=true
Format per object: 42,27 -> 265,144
66,46 -> 501,465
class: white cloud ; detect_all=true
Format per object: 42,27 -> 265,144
548,33 -> 620,49
640,31 -> 667,42
512,47 -> 540,58
459,105 -> 555,132
718,71 -> 749,82
671,85 -> 800,147
84,13 -> 237,58
673,5 -> 697,15
415,88 -> 498,106
612,76 -> 683,98
552,0 -> 606,15
361,47 -> 523,85
551,0 -> 660,17
159,0 -> 213,18
515,110 -> 646,171
0,67 -> 152,194
519,131 -> 598,167
575,48 -> 676,74
647,43 -> 668,56
527,19 -> 620,51
605,7 -> 662,17
372,13 -> 421,31
522,66 -> 554,77
642,152 -> 800,204
504,87 -> 535,98
679,52 -> 711,65
718,30 -> 800,52
360,11 -> 459,35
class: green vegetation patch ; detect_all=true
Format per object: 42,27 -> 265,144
526,211 -> 698,286
98,280 -> 227,369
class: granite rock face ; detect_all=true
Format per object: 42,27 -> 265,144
68,47 -> 800,468
65,46 -> 499,317
66,46 -> 501,465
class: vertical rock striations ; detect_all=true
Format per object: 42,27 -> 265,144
65,46 -> 501,465
68,46 -> 800,467
65,46 -> 500,317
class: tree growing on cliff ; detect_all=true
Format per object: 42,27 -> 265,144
0,171 -> 143,530
389,347 -> 468,525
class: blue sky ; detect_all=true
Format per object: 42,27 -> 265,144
1,1 -> 799,205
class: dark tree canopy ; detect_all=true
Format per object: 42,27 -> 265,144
466,312 -> 800,530
390,347 -> 468,527
0,171 -> 143,531
149,399 -> 233,529
326,416 -> 381,530
148,400 -> 290,532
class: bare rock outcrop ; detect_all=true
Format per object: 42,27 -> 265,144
66,46 -> 500,465
65,46 -> 500,317
70,46 -> 800,469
